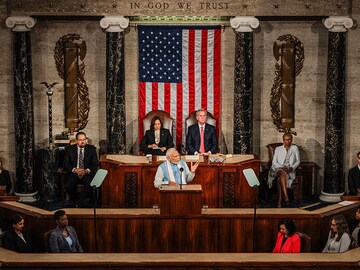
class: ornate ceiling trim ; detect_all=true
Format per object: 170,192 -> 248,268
8,0 -> 349,17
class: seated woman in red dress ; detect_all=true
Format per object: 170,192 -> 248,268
273,218 -> 301,253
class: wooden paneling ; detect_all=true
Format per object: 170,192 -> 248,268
0,201 -> 358,254
100,155 -> 260,208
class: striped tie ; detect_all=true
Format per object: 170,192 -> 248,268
79,148 -> 84,169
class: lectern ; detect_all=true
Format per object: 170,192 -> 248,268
158,184 -> 202,215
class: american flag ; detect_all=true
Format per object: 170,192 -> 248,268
138,25 -> 221,150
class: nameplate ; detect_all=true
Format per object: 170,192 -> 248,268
106,155 -> 149,164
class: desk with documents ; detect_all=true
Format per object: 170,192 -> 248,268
100,154 -> 260,208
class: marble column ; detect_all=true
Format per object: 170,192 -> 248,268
100,16 -> 129,154
6,16 -> 37,194
230,17 -> 259,154
320,16 -> 353,202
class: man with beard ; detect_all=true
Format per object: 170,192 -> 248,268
63,132 -> 99,207
154,148 -> 199,188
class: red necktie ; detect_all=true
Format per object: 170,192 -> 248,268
200,126 -> 205,154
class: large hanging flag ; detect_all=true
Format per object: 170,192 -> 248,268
138,25 -> 221,150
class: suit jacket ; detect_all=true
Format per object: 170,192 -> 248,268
186,123 -> 217,155
49,226 -> 83,253
3,229 -> 34,253
62,144 -> 99,173
140,128 -> 174,155
273,232 -> 301,253
268,144 -> 300,188
0,170 -> 12,194
348,166 -> 360,195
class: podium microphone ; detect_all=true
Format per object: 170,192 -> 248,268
179,167 -> 184,190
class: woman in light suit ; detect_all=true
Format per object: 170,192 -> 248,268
268,133 -> 300,207
49,210 -> 83,253
140,116 -> 174,156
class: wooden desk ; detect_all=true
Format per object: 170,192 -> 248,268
159,184 -> 202,215
100,154 -> 260,208
0,247 -> 359,270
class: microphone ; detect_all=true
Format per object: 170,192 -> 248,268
179,167 -> 184,190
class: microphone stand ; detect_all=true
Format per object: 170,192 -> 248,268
92,185 -> 98,252
179,167 -> 184,190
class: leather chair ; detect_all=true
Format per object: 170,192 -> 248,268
265,143 -> 303,201
43,229 -> 53,252
142,110 -> 174,135
297,232 -> 311,252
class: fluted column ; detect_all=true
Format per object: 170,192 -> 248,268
100,16 -> 129,154
230,16 -> 259,154
6,16 -> 37,194
320,16 -> 353,202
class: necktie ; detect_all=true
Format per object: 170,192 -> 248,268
200,126 -> 205,154
79,148 -> 84,169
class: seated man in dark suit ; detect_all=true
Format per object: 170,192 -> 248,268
348,151 -> 360,195
186,109 -> 217,155
62,132 -> 99,207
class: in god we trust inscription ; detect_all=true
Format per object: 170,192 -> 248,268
130,2 -> 230,10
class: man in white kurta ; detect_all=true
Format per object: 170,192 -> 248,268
268,133 -> 300,207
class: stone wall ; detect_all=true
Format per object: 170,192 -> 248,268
0,1 -> 359,195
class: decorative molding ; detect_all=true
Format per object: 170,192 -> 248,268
7,0 -> 349,17
100,16 -> 129,32
323,16 -> 353,32
230,16 -> 259,32
129,15 -> 231,25
5,16 -> 36,31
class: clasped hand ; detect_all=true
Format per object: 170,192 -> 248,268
74,168 -> 88,176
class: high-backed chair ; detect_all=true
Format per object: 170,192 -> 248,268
265,143 -> 303,201
297,232 -> 311,252
43,229 -> 53,252
142,110 -> 174,135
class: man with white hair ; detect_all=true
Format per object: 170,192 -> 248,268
154,148 -> 200,188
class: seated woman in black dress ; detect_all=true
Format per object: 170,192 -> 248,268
0,159 -> 12,195
140,116 -> 174,156
3,214 -> 34,253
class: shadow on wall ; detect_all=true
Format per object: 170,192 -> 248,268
304,138 -> 324,194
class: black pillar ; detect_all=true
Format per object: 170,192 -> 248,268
106,32 -> 126,154
233,32 -> 253,154
323,31 -> 346,194
13,31 -> 35,193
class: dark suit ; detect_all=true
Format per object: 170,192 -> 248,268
348,166 -> 360,195
62,144 -> 99,206
49,226 -> 83,253
139,128 -> 174,155
0,170 -> 12,194
3,229 -> 34,253
186,123 -> 217,155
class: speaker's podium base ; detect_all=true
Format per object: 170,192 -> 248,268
158,184 -> 202,215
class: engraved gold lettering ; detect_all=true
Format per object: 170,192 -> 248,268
199,2 -> 229,9
177,2 -> 192,9
148,2 -> 169,9
130,2 -> 140,9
